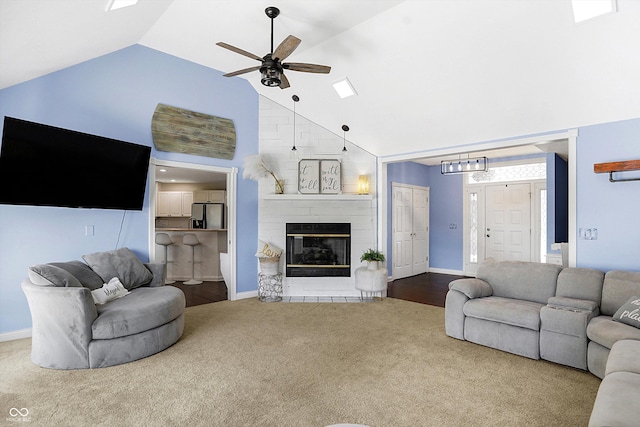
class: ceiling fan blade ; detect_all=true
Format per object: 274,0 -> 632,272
272,35 -> 301,61
216,42 -> 264,62
283,62 -> 331,74
279,73 -> 290,89
223,65 -> 261,77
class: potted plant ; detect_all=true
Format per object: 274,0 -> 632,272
360,248 -> 385,270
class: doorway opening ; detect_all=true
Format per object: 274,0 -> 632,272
149,159 -> 238,300
463,159 -> 546,276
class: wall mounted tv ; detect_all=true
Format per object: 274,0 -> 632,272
0,116 -> 151,210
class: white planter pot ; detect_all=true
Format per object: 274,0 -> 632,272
367,261 -> 379,270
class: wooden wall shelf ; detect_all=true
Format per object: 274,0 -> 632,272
594,159 -> 640,182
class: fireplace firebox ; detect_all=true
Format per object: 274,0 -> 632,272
286,223 -> 351,277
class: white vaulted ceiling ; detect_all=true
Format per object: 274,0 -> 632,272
1,0 -> 639,158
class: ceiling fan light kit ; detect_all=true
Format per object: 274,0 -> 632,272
217,6 -> 331,89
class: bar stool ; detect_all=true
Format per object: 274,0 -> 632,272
155,233 -> 175,285
183,233 -> 202,285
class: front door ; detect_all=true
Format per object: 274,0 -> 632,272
485,183 -> 531,261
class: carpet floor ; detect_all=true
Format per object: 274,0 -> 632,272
0,298 -> 600,426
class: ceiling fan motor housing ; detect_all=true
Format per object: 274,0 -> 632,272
260,55 -> 283,87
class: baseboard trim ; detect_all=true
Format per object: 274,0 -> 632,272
0,328 -> 31,342
234,290 -> 258,300
428,268 -> 466,276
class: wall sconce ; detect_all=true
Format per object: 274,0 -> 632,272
341,125 -> 349,152
441,156 -> 488,175
358,175 -> 369,195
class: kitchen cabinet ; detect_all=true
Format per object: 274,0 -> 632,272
193,190 -> 226,203
157,191 -> 193,217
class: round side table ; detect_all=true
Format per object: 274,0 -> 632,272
354,266 -> 388,300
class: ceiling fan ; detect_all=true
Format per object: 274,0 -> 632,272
216,6 -> 331,89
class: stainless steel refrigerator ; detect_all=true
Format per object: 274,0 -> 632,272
191,203 -> 224,229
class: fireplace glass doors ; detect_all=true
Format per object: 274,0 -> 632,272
286,223 -> 351,277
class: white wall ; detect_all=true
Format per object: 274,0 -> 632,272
257,96 -> 378,297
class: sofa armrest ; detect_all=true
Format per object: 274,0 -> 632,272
446,278 -> 492,340
143,263 -> 166,287
547,296 -> 599,314
21,280 -> 98,369
449,278 -> 493,299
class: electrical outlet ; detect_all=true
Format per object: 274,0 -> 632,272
85,225 -> 95,237
449,223 -> 457,230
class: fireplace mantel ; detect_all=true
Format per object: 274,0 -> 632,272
263,194 -> 373,201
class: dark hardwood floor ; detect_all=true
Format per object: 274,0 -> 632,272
387,272 -> 469,307
170,281 -> 227,307
171,273 -> 468,308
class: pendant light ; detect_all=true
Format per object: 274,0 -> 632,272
341,125 -> 349,152
291,95 -> 299,151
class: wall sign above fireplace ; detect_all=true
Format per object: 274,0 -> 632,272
298,159 -> 341,194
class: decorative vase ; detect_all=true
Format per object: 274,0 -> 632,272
367,260 -> 379,270
275,179 -> 285,194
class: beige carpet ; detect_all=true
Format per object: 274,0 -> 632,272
1,298 -> 600,426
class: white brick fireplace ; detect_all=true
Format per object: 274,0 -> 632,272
257,96 -> 377,297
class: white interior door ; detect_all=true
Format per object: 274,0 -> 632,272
392,185 -> 413,279
412,187 -> 429,275
392,183 -> 430,280
485,183 -> 531,261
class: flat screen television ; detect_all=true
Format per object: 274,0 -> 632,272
0,116 -> 151,210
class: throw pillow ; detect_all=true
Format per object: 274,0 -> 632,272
91,277 -> 130,305
28,264 -> 83,287
50,261 -> 104,290
83,247 -> 152,290
612,296 -> 640,329
256,240 -> 283,258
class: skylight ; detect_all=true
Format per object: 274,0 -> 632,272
571,0 -> 616,23
333,78 -> 357,99
105,0 -> 139,12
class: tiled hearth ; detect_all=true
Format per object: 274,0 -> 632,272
258,96 -> 378,298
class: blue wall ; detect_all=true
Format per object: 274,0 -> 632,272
0,45 -> 259,334
576,118 -> 640,271
386,161 -> 464,272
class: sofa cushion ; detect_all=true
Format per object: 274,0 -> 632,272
587,316 -> 640,349
50,261 -> 105,290
28,264 -> 83,287
83,247 -> 152,290
555,267 -> 604,303
601,270 -> 640,316
588,371 -> 640,427
476,260 -> 561,304
463,296 -> 544,330
92,286 -> 185,339
605,339 -> 640,376
612,296 -> 640,329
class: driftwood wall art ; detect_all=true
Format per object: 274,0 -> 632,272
151,103 -> 236,160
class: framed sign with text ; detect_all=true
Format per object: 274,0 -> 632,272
298,159 -> 320,194
298,159 -> 342,194
320,160 -> 341,194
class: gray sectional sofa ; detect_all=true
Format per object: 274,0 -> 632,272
445,259 -> 640,427
21,247 -> 186,369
